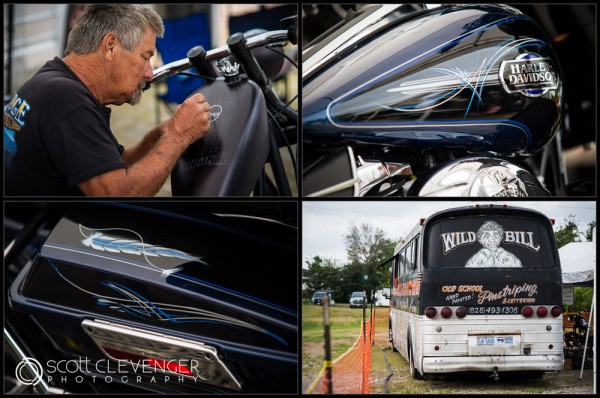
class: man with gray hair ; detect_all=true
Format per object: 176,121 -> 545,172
4,4 -> 210,196
465,220 -> 522,268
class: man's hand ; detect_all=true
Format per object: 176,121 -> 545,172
164,93 -> 211,146
79,93 -> 211,196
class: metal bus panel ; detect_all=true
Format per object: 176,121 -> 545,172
389,204 -> 563,377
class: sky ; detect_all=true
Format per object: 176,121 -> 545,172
302,201 -> 596,267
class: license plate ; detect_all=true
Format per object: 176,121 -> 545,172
476,336 -> 514,346
496,336 -> 514,345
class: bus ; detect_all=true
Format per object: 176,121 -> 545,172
389,204 -> 563,380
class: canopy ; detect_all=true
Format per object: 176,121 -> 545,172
559,229 -> 596,380
560,229 -> 596,286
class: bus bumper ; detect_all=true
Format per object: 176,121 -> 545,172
422,355 -> 564,373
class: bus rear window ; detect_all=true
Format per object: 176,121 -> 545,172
425,215 -> 556,269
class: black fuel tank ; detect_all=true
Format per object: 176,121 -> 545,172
303,4 -> 563,156
171,77 -> 269,196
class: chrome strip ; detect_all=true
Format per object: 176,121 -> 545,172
306,146 -> 360,196
348,146 -> 360,196
303,5 -> 404,78
212,214 -> 295,228
306,179 -> 359,197
82,319 -> 243,391
3,328 -> 65,394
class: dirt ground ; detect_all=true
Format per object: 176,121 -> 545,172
371,345 -> 595,394
303,340 -> 596,394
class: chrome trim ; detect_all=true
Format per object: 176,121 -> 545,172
303,5 -> 404,78
4,239 -> 15,257
356,157 -> 412,196
306,146 -> 413,196
4,328 -> 65,394
306,146 -> 360,197
306,179 -> 358,197
348,146 -> 360,196
215,59 -> 240,77
212,214 -> 296,228
82,319 -> 242,391
413,157 -> 551,197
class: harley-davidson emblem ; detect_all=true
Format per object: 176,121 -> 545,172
499,53 -> 558,97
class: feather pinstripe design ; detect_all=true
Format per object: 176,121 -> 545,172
79,224 -> 206,275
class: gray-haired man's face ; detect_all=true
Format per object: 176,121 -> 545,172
479,229 -> 503,250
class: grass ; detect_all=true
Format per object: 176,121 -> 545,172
302,302 -> 364,342
302,302 -> 365,391
303,303 -> 589,394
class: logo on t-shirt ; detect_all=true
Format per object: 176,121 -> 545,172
4,94 -> 31,169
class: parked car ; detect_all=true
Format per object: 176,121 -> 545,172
349,291 -> 366,308
311,290 -> 335,306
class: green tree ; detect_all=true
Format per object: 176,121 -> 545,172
564,287 -> 594,313
303,256 -> 341,299
556,217 -> 594,313
554,215 -> 581,248
343,222 -> 396,296
338,261 -> 366,302
585,221 -> 596,242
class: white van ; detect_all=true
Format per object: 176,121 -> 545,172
374,288 -> 390,307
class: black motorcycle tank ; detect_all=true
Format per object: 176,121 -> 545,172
303,5 -> 563,156
171,77 -> 269,196
8,203 -> 297,393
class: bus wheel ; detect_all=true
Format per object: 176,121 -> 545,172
389,321 -> 398,352
408,339 -> 423,380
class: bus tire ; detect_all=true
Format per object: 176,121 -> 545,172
389,321 -> 398,352
408,337 -> 423,380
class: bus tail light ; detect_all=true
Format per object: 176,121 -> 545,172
537,306 -> 548,317
425,307 -> 437,318
551,306 -> 561,317
441,307 -> 452,318
522,306 -> 534,317
455,307 -> 467,318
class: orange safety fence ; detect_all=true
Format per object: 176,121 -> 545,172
307,307 -> 391,394
307,312 -> 371,394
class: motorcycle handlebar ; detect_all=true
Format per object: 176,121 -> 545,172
150,28 -> 297,129
150,29 -> 291,85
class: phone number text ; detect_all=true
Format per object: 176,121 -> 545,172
468,306 -> 519,315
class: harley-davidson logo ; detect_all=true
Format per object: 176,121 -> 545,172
499,53 -> 558,97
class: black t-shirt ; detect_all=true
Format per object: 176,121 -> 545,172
4,57 -> 125,196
